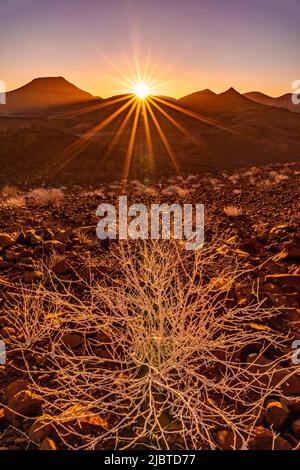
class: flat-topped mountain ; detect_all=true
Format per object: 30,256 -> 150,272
6,77 -> 96,107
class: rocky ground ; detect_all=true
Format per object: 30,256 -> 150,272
0,161 -> 299,450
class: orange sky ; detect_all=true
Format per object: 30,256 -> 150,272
2,0 -> 300,98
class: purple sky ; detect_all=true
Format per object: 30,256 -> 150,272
1,0 -> 300,97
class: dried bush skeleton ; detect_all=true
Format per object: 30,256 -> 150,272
3,239 -> 297,450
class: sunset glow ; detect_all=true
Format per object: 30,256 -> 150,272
134,83 -> 150,99
2,0 -> 299,98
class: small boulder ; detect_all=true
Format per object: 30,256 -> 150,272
16,230 -> 42,246
23,271 -> 43,284
40,437 -> 57,450
59,404 -> 108,435
265,274 -> 300,288
28,417 -> 53,443
291,418 -> 300,439
2,379 -> 28,403
0,407 -> 5,425
249,428 -> 292,450
216,430 -> 244,450
5,390 -> 43,425
51,258 -> 69,275
0,233 -> 14,248
266,401 -> 290,430
62,334 -> 83,349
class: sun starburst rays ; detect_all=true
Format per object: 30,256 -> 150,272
51,57 -> 248,190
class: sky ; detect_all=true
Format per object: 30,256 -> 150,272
1,0 -> 300,98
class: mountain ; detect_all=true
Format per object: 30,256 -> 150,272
1,80 -> 300,186
244,91 -> 300,114
5,77 -> 96,107
179,87 -> 258,113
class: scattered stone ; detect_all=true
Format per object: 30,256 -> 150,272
23,271 -> 43,284
265,273 -> 300,288
16,230 -> 42,246
0,233 -> 14,248
94,330 -> 111,344
40,437 -> 57,450
216,430 -> 244,450
249,427 -> 293,450
291,418 -> 300,439
5,390 -> 43,426
51,258 -> 69,274
4,250 -> 19,261
62,333 -> 83,349
285,243 -> 300,260
14,437 -> 28,444
59,404 -> 108,435
0,326 -> 16,338
2,380 -> 29,403
266,401 -> 290,430
28,417 -> 53,443
0,408 -> 5,425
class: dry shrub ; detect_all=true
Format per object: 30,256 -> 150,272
161,186 -> 191,197
27,188 -> 64,207
1,184 -> 18,198
1,196 -> 25,209
3,239 -> 295,450
81,189 -> 104,198
223,206 -> 243,217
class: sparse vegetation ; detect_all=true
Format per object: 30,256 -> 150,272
3,239 -> 295,450
27,188 -> 64,207
0,162 -> 299,450
1,185 -> 18,198
223,206 -> 243,217
1,195 -> 25,209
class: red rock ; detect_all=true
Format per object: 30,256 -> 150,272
23,271 -> 43,284
265,274 -> 300,288
40,437 -> 57,450
0,233 -> 14,248
266,401 -> 290,430
94,330 -> 111,344
247,353 -> 300,395
216,430 -> 244,450
291,418 -> 300,438
249,428 -> 293,450
59,404 -> 108,435
51,258 -> 69,274
0,408 -> 5,425
62,333 -> 83,349
2,380 -> 28,403
16,230 -> 42,246
1,326 -> 16,338
285,242 -> 300,260
5,390 -> 43,425
28,417 -> 53,443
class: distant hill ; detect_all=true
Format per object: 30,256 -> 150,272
1,80 -> 300,186
179,88 -> 258,113
6,77 -> 96,107
244,91 -> 300,114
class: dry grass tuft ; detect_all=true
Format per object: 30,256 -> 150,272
1,196 -> 25,209
27,188 -> 64,207
223,206 -> 243,217
1,184 -> 18,198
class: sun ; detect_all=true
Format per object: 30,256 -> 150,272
134,83 -> 150,99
